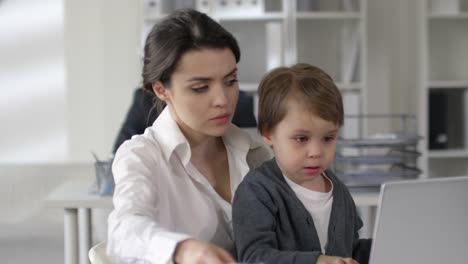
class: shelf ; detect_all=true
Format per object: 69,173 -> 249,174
337,166 -> 421,178
428,158 -> 468,177
428,80 -> 468,88
335,114 -> 422,185
215,12 -> 284,21
336,82 -> 361,91
336,166 -> 421,187
429,12 -> 468,19
142,1 -> 369,183
428,149 -> 468,158
239,82 -> 258,92
142,7 -> 363,21
419,1 -> 468,179
240,82 -> 362,93
145,13 -> 285,22
144,14 -> 167,22
296,12 -> 361,20
428,19 -> 468,82
338,133 -> 422,147
336,150 -> 420,165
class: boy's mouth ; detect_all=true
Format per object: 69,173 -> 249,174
303,166 -> 320,175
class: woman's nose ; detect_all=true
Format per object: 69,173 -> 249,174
213,87 -> 228,107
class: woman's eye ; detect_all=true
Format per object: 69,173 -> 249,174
294,136 -> 308,143
226,79 -> 238,86
192,86 -> 208,93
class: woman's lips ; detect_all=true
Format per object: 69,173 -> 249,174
211,113 -> 230,125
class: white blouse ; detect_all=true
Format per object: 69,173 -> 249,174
107,108 -> 271,264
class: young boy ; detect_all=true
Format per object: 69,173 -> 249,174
232,64 -> 371,264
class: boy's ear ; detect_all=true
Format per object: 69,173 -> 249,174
261,129 -> 273,146
152,81 -> 169,102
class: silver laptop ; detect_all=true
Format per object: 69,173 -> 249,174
369,176 -> 468,264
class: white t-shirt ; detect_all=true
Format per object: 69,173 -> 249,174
107,107 -> 271,263
284,174 -> 334,253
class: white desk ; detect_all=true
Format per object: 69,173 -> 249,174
349,187 -> 380,207
44,178 -> 113,264
45,177 -> 380,264
349,187 -> 381,238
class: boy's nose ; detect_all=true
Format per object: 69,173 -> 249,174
307,143 -> 322,158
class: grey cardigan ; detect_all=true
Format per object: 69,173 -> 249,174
232,158 -> 371,264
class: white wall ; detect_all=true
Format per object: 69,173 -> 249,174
65,0 -> 142,162
0,0 -> 142,163
0,0 -> 67,163
0,0 -> 142,224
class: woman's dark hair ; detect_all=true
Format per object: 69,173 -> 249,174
142,9 -> 241,112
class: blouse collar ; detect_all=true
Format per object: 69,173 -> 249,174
150,107 -> 257,168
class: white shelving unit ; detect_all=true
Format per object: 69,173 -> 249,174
141,0 -> 367,141
291,0 -> 367,142
419,0 -> 468,178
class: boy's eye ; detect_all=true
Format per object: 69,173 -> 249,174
294,136 -> 308,143
323,136 -> 336,143
191,85 -> 208,93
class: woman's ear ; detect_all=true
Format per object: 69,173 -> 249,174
152,81 -> 169,102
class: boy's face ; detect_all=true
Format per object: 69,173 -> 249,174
262,100 -> 339,188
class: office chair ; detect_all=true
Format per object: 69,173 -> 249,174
89,241 -> 112,264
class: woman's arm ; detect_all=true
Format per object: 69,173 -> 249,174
107,140 -> 190,263
108,138 -> 235,264
173,239 -> 234,264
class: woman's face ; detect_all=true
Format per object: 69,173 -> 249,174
157,48 -> 239,142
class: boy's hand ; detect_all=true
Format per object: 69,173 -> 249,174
173,239 -> 235,264
317,255 -> 359,264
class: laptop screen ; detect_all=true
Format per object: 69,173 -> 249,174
369,176 -> 468,264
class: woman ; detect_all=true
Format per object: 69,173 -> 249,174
107,9 -> 272,264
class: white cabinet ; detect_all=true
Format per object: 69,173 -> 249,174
141,0 -> 367,140
419,0 -> 468,178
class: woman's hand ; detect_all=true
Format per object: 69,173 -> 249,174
173,239 -> 235,264
317,255 -> 359,264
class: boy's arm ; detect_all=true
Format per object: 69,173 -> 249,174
232,180 -> 320,264
352,238 -> 372,264
351,207 -> 372,264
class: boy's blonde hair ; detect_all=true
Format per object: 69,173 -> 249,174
257,63 -> 344,135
